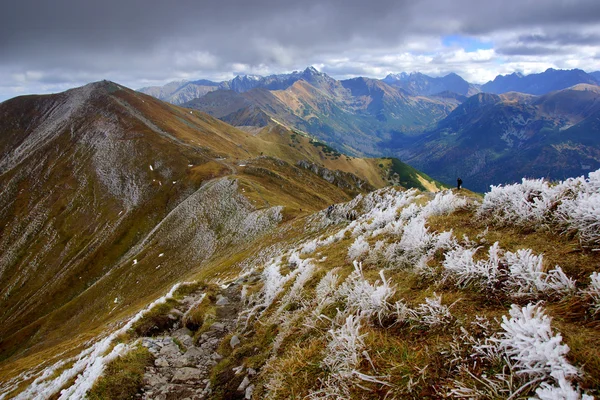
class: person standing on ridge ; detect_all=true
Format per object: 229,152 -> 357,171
457,178 -> 462,190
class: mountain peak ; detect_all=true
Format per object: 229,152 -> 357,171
303,66 -> 321,76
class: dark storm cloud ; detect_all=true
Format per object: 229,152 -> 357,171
496,46 -> 564,56
1,0 -> 599,100
516,32 -> 600,46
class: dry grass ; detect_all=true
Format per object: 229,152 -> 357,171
86,344 -> 153,400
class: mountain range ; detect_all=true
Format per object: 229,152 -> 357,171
395,84 -> 600,191
181,69 -> 460,156
139,68 -> 600,191
480,68 -> 599,95
140,67 -> 600,105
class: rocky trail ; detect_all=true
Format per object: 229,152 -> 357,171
139,281 -> 255,400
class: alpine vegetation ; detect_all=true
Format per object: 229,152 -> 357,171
478,169 -> 600,248
442,242 -> 576,298
336,261 -> 395,324
3,168 -> 599,398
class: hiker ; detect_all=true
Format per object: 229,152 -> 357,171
457,177 -> 463,190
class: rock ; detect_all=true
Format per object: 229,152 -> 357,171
232,365 -> 244,375
171,367 -> 203,383
144,373 -> 168,386
173,327 -> 192,338
237,376 -> 250,391
154,357 -> 170,368
212,352 -> 223,360
160,343 -> 181,357
245,384 -> 254,399
210,322 -> 225,332
184,347 -> 205,362
216,295 -> 230,306
170,308 -> 184,316
230,335 -> 240,349
171,355 -> 195,368
247,368 -> 257,376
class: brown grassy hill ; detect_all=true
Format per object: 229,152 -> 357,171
0,81 -> 442,390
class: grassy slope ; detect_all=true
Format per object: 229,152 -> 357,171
212,192 -> 600,399
0,81 -> 440,391
0,84 -> 365,381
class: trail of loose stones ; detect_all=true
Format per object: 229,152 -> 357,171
139,279 -> 255,400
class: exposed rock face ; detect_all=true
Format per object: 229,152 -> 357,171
296,160 -> 373,192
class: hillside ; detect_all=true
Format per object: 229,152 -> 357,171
1,166 -> 598,399
0,81 -> 446,397
393,86 -> 600,192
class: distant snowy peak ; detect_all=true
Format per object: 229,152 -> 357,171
383,72 -> 411,82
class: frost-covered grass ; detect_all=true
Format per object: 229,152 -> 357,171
242,184 -> 599,398
442,242 -> 576,299
336,261 -> 395,324
478,169 -> 600,248
447,304 -> 593,399
583,272 -> 600,316
11,176 -> 597,400
10,283 -> 187,400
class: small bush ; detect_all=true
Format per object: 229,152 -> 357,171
128,299 -> 179,337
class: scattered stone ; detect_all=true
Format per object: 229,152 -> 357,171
210,322 -> 225,331
154,357 -> 170,368
245,384 -> 254,399
247,368 -> 257,376
141,284 -> 242,399
172,367 -> 203,383
237,376 -> 251,391
232,365 -> 244,375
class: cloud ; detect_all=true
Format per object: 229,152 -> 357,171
1,0 -> 599,101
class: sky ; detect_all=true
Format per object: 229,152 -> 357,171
1,0 -> 599,101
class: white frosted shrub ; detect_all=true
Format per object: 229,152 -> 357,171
413,293 -> 454,328
583,272 -> 600,316
556,191 -> 600,247
478,178 -> 553,227
393,294 -> 454,328
534,376 -> 594,400
448,304 -> 590,399
398,216 -> 434,256
322,314 -> 366,380
505,249 -> 575,298
478,169 -> 600,248
310,314 -> 387,399
261,258 -> 297,310
348,235 -> 370,260
498,304 -> 578,380
316,269 -> 340,306
421,190 -> 468,218
399,202 -> 421,222
443,243 -> 502,290
274,256 -> 315,317
443,243 -> 575,299
301,239 -> 318,255
337,261 -> 395,324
